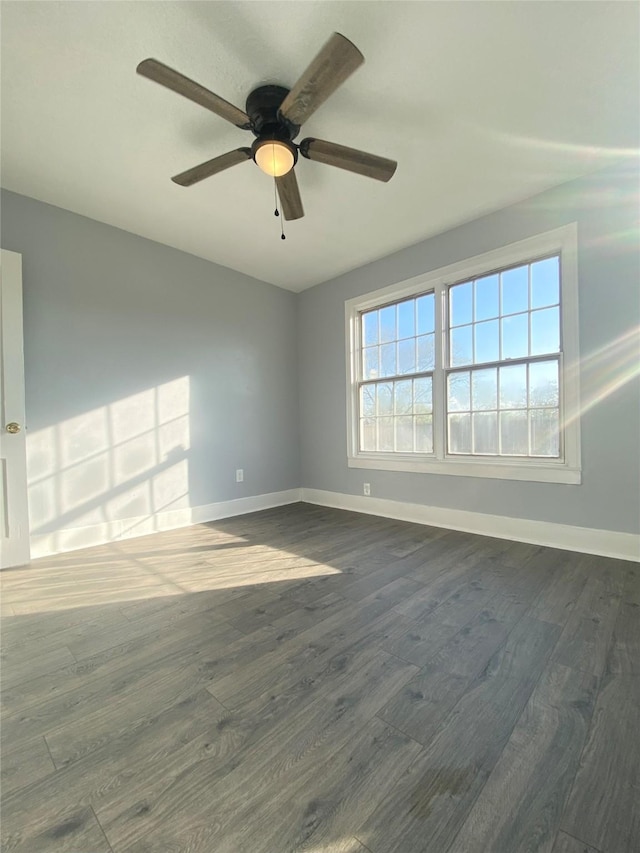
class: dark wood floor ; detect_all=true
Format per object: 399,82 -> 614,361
1,503 -> 638,853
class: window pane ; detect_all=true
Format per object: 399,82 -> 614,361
414,377 -> 433,413
450,325 -> 472,366
377,383 -> 393,416
362,310 -> 379,346
415,415 -> 433,452
531,307 -> 560,355
475,274 -> 499,321
396,416 -> 414,451
398,339 -> 416,375
449,412 -> 471,453
360,385 -> 376,417
499,363 -> 527,409
417,334 -> 435,371
378,417 -> 394,451
472,368 -> 498,410
473,411 -> 498,454
501,265 -> 528,315
529,360 -> 559,408
417,293 -> 435,334
531,257 -> 559,309
394,379 -> 413,415
380,343 -> 397,377
450,282 -> 472,327
380,305 -> 396,343
530,409 -> 560,456
500,410 -> 528,455
357,251 -> 565,462
501,313 -> 528,360
398,300 -> 415,339
448,371 -> 470,411
360,418 -> 376,451
363,346 -> 379,379
474,319 -> 499,364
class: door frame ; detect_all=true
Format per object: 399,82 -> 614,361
1,249 -> 30,568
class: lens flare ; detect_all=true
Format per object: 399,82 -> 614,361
564,326 -> 640,427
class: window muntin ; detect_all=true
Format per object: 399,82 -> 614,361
446,360 -> 560,457
346,224 -> 580,484
445,256 -> 561,458
361,293 -> 435,379
358,293 -> 435,453
359,377 -> 433,453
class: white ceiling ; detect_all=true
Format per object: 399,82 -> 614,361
1,1 -> 638,291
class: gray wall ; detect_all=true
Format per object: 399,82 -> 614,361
1,190 -> 300,553
298,163 -> 640,535
3,162 -> 638,554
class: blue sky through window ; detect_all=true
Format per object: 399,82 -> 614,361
449,256 -> 560,367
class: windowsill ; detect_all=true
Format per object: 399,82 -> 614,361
347,453 -> 581,484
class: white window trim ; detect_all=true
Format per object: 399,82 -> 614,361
345,223 -> 581,485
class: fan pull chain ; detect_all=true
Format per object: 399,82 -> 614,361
273,176 -> 286,240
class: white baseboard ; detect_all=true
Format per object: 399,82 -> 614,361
29,485 -> 640,563
301,488 -> 640,562
30,489 -> 302,559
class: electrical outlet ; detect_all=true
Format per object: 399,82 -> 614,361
363,483 -> 371,496
236,469 -> 244,483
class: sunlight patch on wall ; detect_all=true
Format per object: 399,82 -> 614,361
27,376 -> 190,556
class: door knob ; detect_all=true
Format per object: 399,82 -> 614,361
5,422 -> 21,434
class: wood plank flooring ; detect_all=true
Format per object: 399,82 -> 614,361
1,503 -> 638,853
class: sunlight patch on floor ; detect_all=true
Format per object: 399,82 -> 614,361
2,539 -> 341,614
302,840 -> 369,853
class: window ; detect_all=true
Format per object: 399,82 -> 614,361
346,225 -> 580,484
360,293 -> 435,453
446,257 -> 561,458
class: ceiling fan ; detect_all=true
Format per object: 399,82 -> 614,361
136,33 -> 397,222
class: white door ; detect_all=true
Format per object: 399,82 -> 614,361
1,249 -> 30,569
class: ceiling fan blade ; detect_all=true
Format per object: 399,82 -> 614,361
300,138 -> 397,182
276,170 -> 304,221
137,59 -> 251,129
172,148 -> 252,186
278,33 -> 364,127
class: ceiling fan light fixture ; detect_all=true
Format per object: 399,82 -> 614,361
253,139 -> 296,177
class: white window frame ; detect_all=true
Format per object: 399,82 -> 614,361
345,223 -> 581,484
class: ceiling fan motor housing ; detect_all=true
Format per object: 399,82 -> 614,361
247,84 -> 300,169
246,85 -> 300,141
